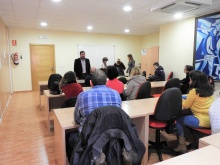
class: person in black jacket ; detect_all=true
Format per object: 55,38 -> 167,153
114,59 -> 126,76
74,51 -> 91,79
148,62 -> 165,81
180,65 -> 194,94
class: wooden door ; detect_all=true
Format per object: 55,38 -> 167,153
30,44 -> 55,91
141,46 -> 159,75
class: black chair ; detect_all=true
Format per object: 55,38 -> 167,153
149,88 -> 182,161
48,73 -> 62,89
118,77 -> 127,84
142,71 -> 146,77
61,97 -> 77,108
153,78 -> 181,97
136,81 -> 151,99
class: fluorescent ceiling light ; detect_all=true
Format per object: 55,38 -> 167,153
123,6 -> 132,12
124,29 -> 130,33
87,26 -> 93,30
51,0 -> 61,2
174,12 -> 183,19
40,22 -> 47,27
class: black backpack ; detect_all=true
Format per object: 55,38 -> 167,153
50,81 -> 60,95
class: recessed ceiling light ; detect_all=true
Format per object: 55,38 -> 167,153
51,0 -> 61,2
124,29 -> 130,33
87,26 -> 93,30
40,22 -> 47,27
123,6 -> 132,12
174,12 -> 183,19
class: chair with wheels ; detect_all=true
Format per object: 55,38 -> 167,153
149,88 -> 182,161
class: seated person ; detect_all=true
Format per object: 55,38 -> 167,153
174,70 -> 214,153
106,66 -> 124,94
114,59 -> 126,76
66,69 -> 122,161
180,65 -> 194,94
123,67 -> 146,100
59,71 -> 83,98
148,62 -> 165,81
84,67 -> 96,86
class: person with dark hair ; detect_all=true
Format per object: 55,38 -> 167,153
74,51 -> 91,79
66,69 -> 122,161
106,66 -> 124,94
101,57 -> 108,68
180,65 -> 194,94
59,71 -> 83,98
174,70 -> 214,153
126,54 -> 135,75
148,62 -> 165,81
208,75 -> 215,88
114,59 -> 126,76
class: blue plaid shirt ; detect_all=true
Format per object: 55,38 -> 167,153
74,85 -> 122,132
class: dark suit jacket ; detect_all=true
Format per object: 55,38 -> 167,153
74,58 -> 91,79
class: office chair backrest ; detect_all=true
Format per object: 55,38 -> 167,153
163,78 -> 181,91
142,71 -> 146,77
136,81 -> 151,99
48,73 -> 62,89
167,71 -> 173,81
61,97 -> 77,108
118,77 -> 127,84
209,98 -> 220,134
154,88 -> 182,121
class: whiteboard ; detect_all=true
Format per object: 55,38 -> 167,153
77,45 -> 115,68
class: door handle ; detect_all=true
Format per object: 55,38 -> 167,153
51,66 -> 54,72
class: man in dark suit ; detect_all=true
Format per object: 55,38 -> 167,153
74,51 -> 91,79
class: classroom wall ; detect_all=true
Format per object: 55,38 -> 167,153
142,33 -> 159,49
159,17 -> 195,79
0,17 -> 11,118
9,28 -> 142,91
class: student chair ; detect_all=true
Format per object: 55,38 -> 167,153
149,88 -> 182,161
61,97 -> 77,108
167,71 -> 173,81
118,77 -> 127,84
152,78 -> 181,98
135,81 -> 151,99
48,73 -> 62,89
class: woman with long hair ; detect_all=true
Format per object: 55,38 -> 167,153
174,70 -> 214,153
126,54 -> 135,75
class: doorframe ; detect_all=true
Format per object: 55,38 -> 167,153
29,44 -> 56,90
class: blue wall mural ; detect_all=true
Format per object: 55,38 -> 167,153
195,12 -> 220,80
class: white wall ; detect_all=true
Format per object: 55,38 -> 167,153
142,33 -> 159,49
159,18 -> 195,79
9,28 -> 142,91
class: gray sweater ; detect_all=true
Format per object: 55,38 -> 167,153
124,75 -> 146,100
126,60 -> 135,74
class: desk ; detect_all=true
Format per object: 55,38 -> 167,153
38,81 -> 48,108
43,90 -> 66,130
199,133 -> 220,148
150,81 -> 166,95
153,145 -> 220,165
54,98 -> 158,165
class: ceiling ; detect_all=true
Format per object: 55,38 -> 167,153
0,0 -> 220,35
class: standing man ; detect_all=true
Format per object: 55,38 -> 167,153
74,51 -> 91,79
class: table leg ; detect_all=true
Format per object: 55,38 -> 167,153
132,115 -> 149,165
54,113 -> 66,165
